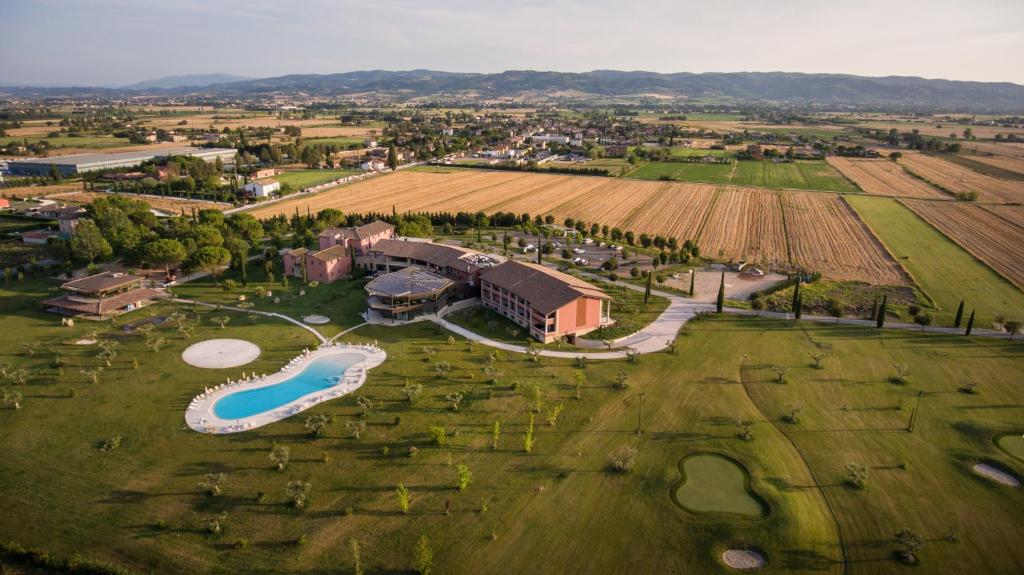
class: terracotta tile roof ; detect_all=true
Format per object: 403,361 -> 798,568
309,245 -> 348,262
480,260 -> 609,315
319,220 -> 394,242
370,239 -> 481,271
286,247 -> 309,257
42,288 -> 162,315
60,271 -> 142,294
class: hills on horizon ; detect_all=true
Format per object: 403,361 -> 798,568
5,70 -> 1024,111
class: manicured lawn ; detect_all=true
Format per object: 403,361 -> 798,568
626,160 -> 858,193
1,277 -> 1022,574
846,195 -> 1024,326
275,169 -> 360,190
170,262 -> 369,339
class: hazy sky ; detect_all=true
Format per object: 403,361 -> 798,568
3,0 -> 1022,86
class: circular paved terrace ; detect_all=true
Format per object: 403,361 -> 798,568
182,339 -> 261,369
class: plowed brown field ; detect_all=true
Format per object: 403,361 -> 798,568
783,193 -> 908,284
981,205 -> 1024,228
968,155 -> 1024,176
903,200 -> 1024,289
897,153 -> 1024,203
247,170 -> 907,283
826,157 -> 947,198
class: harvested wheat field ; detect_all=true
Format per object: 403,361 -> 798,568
898,152 -> 1024,203
826,157 -> 947,198
903,200 -> 1024,289
961,141 -> 1024,159
698,188 -> 788,264
58,191 -> 231,213
968,155 -> 1024,176
1,182 -> 84,199
981,204 -> 1024,228
247,170 -> 909,282
783,193 -> 908,284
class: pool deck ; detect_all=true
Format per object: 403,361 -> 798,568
184,343 -> 386,434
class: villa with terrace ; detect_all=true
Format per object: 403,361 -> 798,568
41,271 -> 162,320
283,220 -> 395,283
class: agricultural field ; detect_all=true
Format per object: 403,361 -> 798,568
274,169 -> 361,190
825,157 -> 948,198
781,193 -> 909,285
897,153 -> 1024,203
981,204 -> 1024,228
1,274 -> 1022,574
960,141 -> 1024,159
956,154 -> 1024,179
856,120 -> 1024,140
696,188 -> 788,264
298,136 -> 369,148
245,170 -> 907,284
0,134 -> 132,150
57,191 -> 231,214
627,160 -> 859,193
0,182 -> 85,199
846,196 -> 1024,326
901,200 -> 1024,291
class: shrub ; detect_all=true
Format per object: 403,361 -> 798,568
608,445 -> 638,473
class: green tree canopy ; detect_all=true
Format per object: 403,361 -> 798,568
144,239 -> 187,274
69,220 -> 113,263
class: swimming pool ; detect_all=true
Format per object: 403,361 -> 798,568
213,352 -> 363,420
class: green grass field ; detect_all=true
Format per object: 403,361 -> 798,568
274,169 -> 360,190
0,275 -> 1022,574
846,196 -> 1024,326
0,134 -> 132,149
668,147 -> 734,158
626,160 -> 859,193
300,136 -> 368,148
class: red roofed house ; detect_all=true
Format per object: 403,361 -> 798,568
283,221 -> 395,283
480,260 -> 611,343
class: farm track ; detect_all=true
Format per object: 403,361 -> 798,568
901,200 -> 1024,290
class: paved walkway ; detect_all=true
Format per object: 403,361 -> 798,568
170,298 -> 327,344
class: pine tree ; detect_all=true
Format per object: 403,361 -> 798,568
791,277 -> 801,316
965,310 -> 975,336
876,294 -> 888,328
716,272 -> 725,313
953,300 -> 965,328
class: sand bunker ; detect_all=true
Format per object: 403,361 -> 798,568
182,339 -> 261,369
972,463 -> 1021,487
303,314 -> 330,325
73,339 -> 97,345
723,549 -> 766,570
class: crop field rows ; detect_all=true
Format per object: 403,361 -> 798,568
625,160 -> 860,193
825,157 -> 947,199
902,199 -> 1024,290
249,170 -> 909,283
897,152 -> 1024,203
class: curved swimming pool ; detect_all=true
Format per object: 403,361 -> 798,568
213,352 -> 363,420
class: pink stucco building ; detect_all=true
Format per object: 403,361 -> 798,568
283,221 -> 395,283
479,260 -> 611,343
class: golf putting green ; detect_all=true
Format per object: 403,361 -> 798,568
672,454 -> 767,517
996,434 -> 1024,462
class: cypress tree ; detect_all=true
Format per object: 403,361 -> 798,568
965,310 -> 975,336
870,295 -> 879,321
791,278 -> 801,317
876,294 -> 887,328
689,269 -> 695,296
794,294 -> 803,320
537,244 -> 542,265
953,300 -> 964,328
716,272 -> 725,313
644,271 -> 652,304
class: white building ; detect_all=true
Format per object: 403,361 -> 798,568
360,159 -> 387,171
243,178 -> 281,197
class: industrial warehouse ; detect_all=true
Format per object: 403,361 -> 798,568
6,146 -> 236,176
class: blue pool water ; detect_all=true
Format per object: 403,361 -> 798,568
213,352 -> 363,419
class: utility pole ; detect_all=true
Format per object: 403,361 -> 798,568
635,392 -> 646,436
